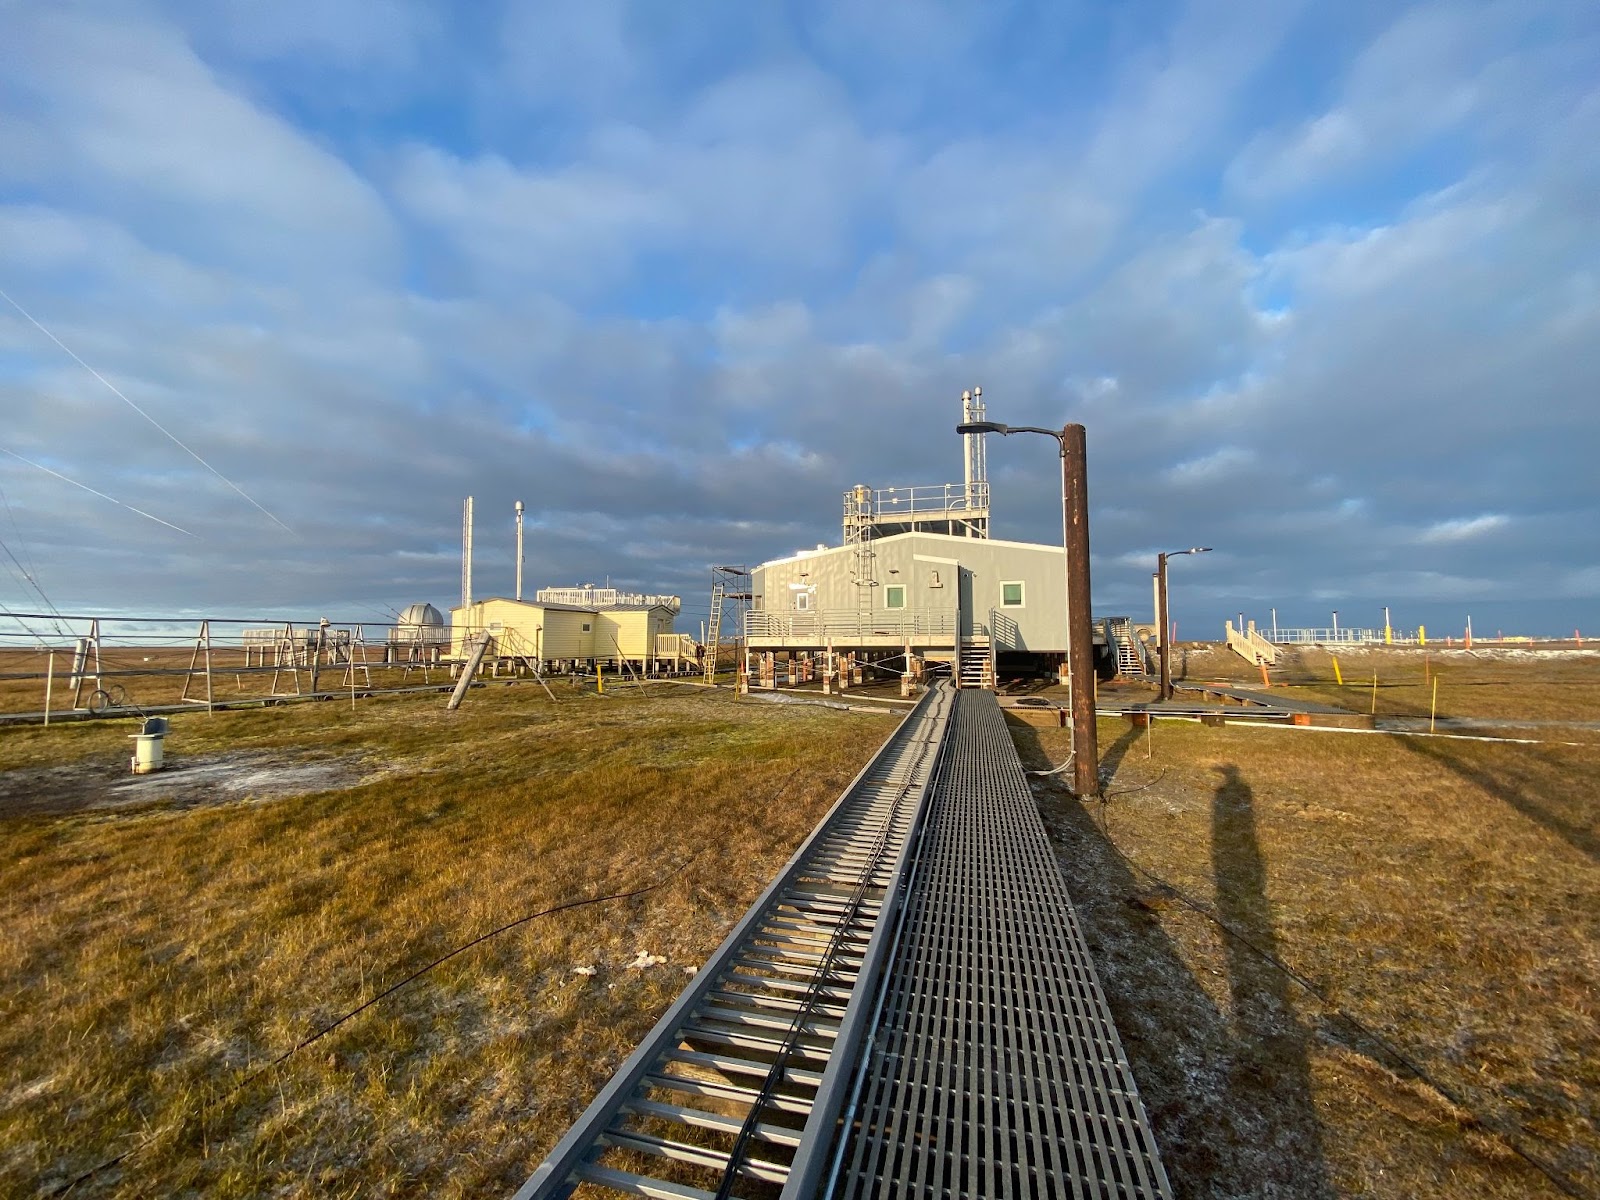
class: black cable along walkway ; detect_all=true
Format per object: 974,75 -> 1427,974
514,684 -> 1171,1199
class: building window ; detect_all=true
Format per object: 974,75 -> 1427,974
581,622 -> 592,632
885,585 -> 906,609
794,592 -> 811,612
752,594 -> 764,611
1000,581 -> 1025,608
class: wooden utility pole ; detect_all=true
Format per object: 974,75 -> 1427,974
1061,424 -> 1099,799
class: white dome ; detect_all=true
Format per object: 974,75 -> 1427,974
398,602 -> 444,627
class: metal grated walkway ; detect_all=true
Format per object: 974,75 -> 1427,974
513,685 -> 1171,1200
821,690 -> 1172,1199
514,682 -> 956,1200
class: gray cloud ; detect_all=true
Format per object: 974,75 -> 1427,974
0,1 -> 1594,642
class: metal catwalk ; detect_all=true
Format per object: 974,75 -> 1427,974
513,685 -> 1170,1200
821,690 -> 1172,1199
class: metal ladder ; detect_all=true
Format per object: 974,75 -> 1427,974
704,578 -> 725,683
515,683 -> 955,1200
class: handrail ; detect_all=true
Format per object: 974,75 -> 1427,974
746,608 -> 958,640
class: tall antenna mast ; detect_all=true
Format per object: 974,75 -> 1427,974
462,496 -> 474,610
514,500 -> 525,602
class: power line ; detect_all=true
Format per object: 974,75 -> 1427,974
0,286 -> 295,535
0,447 -> 196,537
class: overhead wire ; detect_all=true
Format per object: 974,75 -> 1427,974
0,447 -> 195,537
0,286 -> 295,535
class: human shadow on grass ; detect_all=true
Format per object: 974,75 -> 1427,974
1012,721 -> 1334,1199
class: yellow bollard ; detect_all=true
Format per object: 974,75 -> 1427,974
597,661 -> 604,694
1332,656 -> 1343,686
1418,624 -> 1426,647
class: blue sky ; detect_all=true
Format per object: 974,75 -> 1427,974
1,0 -> 1596,638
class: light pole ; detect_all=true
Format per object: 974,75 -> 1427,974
1157,548 -> 1211,701
956,418 -> 1099,798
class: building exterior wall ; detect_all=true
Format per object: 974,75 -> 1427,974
748,532 -> 1069,652
594,607 -> 676,659
541,609 -> 595,660
449,598 -> 596,661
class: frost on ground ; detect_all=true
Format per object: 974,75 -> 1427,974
0,750 -> 384,819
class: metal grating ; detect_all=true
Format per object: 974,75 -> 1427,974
822,689 -> 1173,1200
514,683 -> 956,1200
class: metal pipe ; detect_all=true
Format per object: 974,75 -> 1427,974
462,496 -> 474,610
514,500 -> 524,602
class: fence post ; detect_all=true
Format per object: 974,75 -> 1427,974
44,651 -> 54,725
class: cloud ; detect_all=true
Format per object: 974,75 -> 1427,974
1,8 -> 398,280
0,0 -> 1593,639
1418,514 -> 1509,543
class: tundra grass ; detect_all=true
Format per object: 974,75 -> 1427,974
1014,695 -> 1600,1199
0,684 -> 892,1197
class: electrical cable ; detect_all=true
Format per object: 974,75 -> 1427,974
0,447 -> 196,537
1085,785 -> 1588,1200
52,856 -> 700,1196
0,287 -> 294,535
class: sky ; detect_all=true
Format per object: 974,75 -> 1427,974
1,0 -> 1596,641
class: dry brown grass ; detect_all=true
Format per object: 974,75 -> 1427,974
0,683 -> 892,1197
1175,643 -> 1600,739
1012,654 -> 1600,1199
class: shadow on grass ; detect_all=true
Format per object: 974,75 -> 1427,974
1399,736 -> 1599,862
1012,721 -> 1334,1199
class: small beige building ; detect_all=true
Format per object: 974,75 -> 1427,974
449,597 -> 680,671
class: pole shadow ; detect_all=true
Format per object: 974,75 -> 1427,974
1009,719 -> 1335,1198
1398,736 -> 1598,862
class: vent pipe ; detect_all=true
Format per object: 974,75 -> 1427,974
462,496 -> 474,610
515,500 -> 525,602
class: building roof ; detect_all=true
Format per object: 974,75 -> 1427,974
755,530 -> 1063,570
450,597 -> 597,614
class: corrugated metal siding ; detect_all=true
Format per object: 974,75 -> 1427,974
595,608 -> 677,658
751,533 -> 1069,651
449,599 -> 596,660
541,609 -> 593,659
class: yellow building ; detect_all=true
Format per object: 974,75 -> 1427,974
449,597 -> 678,670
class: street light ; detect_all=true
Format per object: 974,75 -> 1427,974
955,418 -> 1099,798
1157,547 -> 1212,702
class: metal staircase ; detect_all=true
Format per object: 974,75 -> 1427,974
1108,617 -> 1146,677
956,637 -> 994,689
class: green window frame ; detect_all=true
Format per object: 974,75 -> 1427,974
1000,581 -> 1025,608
